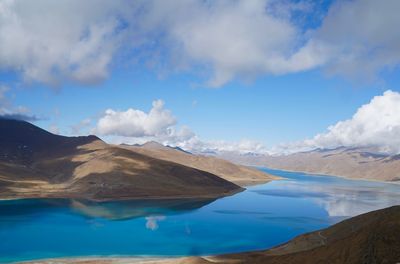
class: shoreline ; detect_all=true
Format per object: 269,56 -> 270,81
15,256 -> 192,264
0,187 -> 245,202
0,188 -> 246,203
254,166 -> 400,185
14,256 -> 224,264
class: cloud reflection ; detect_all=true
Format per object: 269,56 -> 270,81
145,215 -> 166,231
253,179 -> 400,217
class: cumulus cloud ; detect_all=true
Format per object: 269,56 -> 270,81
0,0 -> 129,86
279,90 -> 400,155
1,0 -> 399,87
94,100 -> 200,148
95,100 -> 176,137
177,138 -> 269,154
93,99 -> 269,154
137,0 -> 303,86
299,0 -> 400,80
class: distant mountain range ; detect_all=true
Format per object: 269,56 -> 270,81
0,119 -> 275,201
121,141 -> 278,186
216,147 -> 400,182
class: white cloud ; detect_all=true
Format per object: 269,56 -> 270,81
280,90 -> 400,154
94,100 -> 199,148
2,0 -> 399,87
1,0 -> 308,86
300,0 -> 400,80
177,138 -> 269,154
0,0 -> 129,86
93,99 -> 269,154
138,0 -> 303,87
95,100 -> 176,138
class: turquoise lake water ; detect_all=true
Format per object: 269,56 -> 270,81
1,168 -> 400,263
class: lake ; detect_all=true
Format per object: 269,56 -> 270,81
1,168 -> 400,263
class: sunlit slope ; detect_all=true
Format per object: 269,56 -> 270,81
0,119 -> 242,201
123,141 -> 279,186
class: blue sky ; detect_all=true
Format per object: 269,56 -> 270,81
1,0 -> 400,153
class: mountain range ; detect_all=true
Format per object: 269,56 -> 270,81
217,147 -> 400,182
0,119 -> 275,201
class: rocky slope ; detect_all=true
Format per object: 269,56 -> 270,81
121,141 -> 278,186
0,119 -> 242,201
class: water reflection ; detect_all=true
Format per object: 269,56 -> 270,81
0,197 -> 217,221
258,168 -> 400,217
145,215 -> 166,230
252,189 -> 329,198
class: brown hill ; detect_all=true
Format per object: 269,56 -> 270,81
218,147 -> 400,182
121,141 -> 278,186
0,119 -> 242,201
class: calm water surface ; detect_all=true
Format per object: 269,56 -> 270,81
1,168 -> 400,263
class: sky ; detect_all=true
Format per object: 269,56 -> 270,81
1,0 -> 400,155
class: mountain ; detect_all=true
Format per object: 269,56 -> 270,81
22,206 -> 400,264
121,141 -> 279,186
217,147 -> 400,182
0,119 -> 242,201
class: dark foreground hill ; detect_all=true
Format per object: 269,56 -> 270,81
0,119 -> 242,201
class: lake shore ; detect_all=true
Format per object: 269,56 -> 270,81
17,257 -> 210,264
255,166 -> 400,185
0,187 -> 245,202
